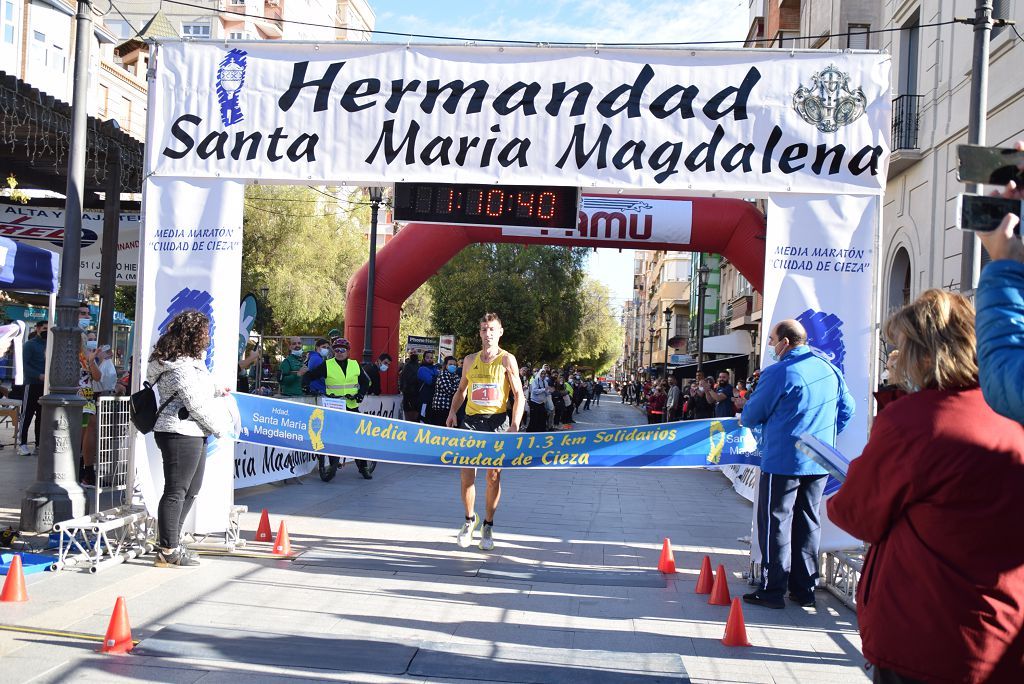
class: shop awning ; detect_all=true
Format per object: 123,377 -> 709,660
702,331 -> 754,355
0,237 -> 58,293
671,354 -> 751,381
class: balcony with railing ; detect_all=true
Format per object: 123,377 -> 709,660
889,94 -> 924,178
728,294 -> 758,330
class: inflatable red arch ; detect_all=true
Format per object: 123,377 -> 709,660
344,195 -> 766,395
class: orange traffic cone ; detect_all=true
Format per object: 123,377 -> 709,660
100,596 -> 133,654
695,555 -> 714,594
272,521 -> 291,556
708,564 -> 731,605
657,538 -> 676,574
0,554 -> 28,602
255,508 -> 273,542
722,597 -> 752,647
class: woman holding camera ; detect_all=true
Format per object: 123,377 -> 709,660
827,290 -> 1024,684
147,311 -> 234,568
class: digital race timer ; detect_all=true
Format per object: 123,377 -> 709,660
393,182 -> 580,230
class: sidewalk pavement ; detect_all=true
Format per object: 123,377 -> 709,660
0,397 -> 868,683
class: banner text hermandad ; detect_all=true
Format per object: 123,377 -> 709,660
150,43 -> 890,195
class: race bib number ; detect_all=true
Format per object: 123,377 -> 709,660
471,382 -> 501,408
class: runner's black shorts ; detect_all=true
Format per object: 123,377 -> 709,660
459,412 -> 509,433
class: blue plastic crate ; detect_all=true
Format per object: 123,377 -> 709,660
1,552 -> 56,575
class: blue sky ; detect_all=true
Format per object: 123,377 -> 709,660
369,0 -> 751,308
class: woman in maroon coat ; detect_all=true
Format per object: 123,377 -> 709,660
828,290 -> 1024,684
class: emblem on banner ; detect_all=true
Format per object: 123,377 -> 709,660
707,420 -> 725,465
797,308 -> 847,372
216,48 -> 248,127
307,408 -> 325,451
157,288 -> 216,370
792,65 -> 867,133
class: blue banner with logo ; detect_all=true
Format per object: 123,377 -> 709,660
232,394 -> 761,469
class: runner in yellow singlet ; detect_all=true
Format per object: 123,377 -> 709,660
446,313 -> 525,550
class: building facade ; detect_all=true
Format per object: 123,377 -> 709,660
881,0 -> 1021,313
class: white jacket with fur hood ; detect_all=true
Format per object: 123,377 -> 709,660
146,357 -> 233,438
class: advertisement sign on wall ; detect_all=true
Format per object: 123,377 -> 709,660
0,202 -> 140,283
405,335 -> 439,359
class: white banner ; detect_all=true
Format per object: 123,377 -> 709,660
0,202 -> 140,283
503,195 -> 693,244
150,42 -> 890,194
755,193 -> 876,552
133,178 -> 245,534
233,443 -> 317,489
233,393 -> 402,488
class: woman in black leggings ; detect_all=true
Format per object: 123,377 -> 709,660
147,311 -> 234,568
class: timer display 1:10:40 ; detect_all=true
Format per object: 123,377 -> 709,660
393,182 -> 580,230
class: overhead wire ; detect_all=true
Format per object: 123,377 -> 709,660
152,0 -> 962,47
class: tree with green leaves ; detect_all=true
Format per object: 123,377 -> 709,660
242,185 -> 369,335
400,281 -> 436,342
430,243 -> 588,363
566,276 -> 624,375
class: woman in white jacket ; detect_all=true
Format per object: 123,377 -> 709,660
147,311 -> 233,567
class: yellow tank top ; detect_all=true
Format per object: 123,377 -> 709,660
465,350 -> 510,416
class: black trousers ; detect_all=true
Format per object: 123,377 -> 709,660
155,431 -> 207,549
526,401 -> 547,432
756,472 -> 827,600
19,382 -> 43,446
326,405 -> 370,473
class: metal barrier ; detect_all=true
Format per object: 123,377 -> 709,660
93,396 -> 133,513
747,549 -> 864,611
56,397 -> 156,573
821,549 -> 864,609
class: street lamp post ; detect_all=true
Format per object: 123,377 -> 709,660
696,263 -> 711,376
362,186 -> 384,365
21,0 -> 93,531
647,327 -> 655,379
662,306 -> 672,420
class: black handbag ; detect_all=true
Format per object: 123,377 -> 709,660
129,372 -> 178,434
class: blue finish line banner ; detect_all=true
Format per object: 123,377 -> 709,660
232,394 -> 761,469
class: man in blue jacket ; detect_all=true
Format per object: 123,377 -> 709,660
740,319 -> 855,609
19,320 -> 48,456
417,349 -> 439,419
977,168 -> 1024,424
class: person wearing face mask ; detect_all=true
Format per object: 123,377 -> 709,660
526,367 -> 552,432
828,290 -> 1024,684
299,338 -> 373,479
361,352 -> 392,398
303,338 -> 330,396
18,320 -> 48,456
78,333 -> 102,485
424,355 -> 459,427
276,337 -> 306,397
739,318 -> 855,610
417,350 -> 439,419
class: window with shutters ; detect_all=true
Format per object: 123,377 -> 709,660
847,24 -> 870,50
992,0 -> 1009,39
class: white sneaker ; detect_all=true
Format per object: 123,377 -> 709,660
457,513 -> 479,548
17,444 -> 31,456
479,524 -> 494,551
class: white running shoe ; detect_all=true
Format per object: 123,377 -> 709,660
479,524 -> 494,551
457,513 -> 479,548
17,444 -> 31,456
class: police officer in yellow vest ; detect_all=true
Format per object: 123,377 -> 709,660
299,337 -> 374,479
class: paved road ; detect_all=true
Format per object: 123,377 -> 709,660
0,395 -> 867,683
